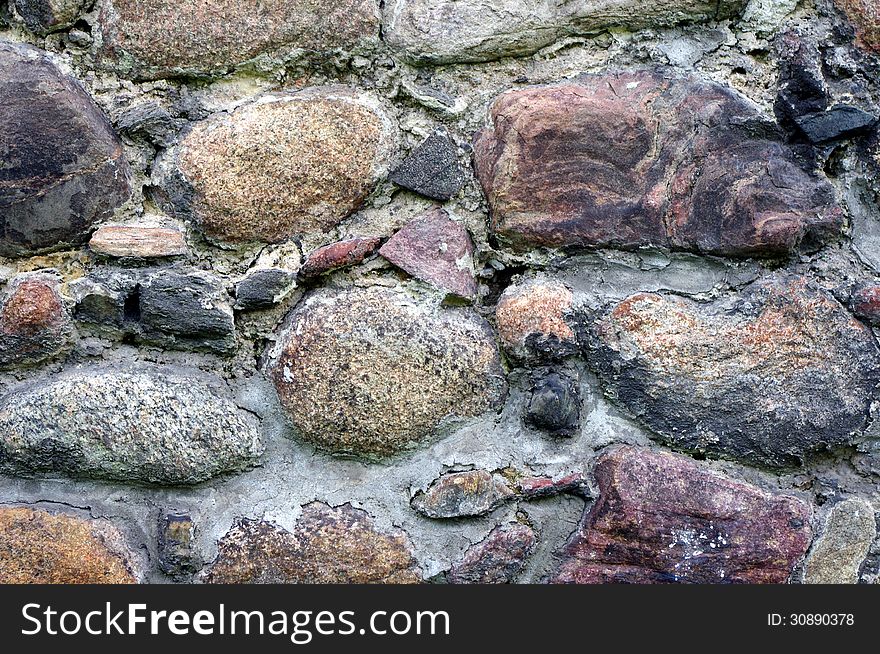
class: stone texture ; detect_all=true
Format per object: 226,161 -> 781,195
13,0 -> 87,33
98,0 -> 380,79
299,237 -> 382,279
851,283 -> 880,326
794,105 -> 876,144
384,0 -> 747,64
235,268 -> 297,311
474,70 -> 842,256
448,523 -> 537,584
268,286 -> 506,457
0,366 -> 264,484
158,513 -> 201,578
804,498 -> 876,584
389,131 -> 464,201
551,447 -> 812,584
379,209 -> 477,299
412,470 -> 513,519
0,274 -> 70,369
0,507 -> 137,583
589,276 -> 880,468
511,471 -> 589,500
495,279 -> 575,358
0,42 -> 131,257
835,0 -> 880,53
525,371 -> 581,438
89,225 -> 188,258
204,503 -> 421,584
159,89 -> 394,245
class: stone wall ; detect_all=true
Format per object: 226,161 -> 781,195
1,0 -> 879,584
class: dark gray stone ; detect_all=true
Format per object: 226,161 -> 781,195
525,371 -> 581,438
795,105 -> 877,144
116,102 -> 182,148
389,131 -> 464,201
234,268 -> 296,312
158,513 -> 201,578
13,0 -> 87,34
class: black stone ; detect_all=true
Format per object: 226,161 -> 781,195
389,131 -> 464,201
794,105 -> 878,144
116,102 -> 182,148
525,371 -> 581,438
234,268 -> 296,311
139,271 -> 234,340
158,513 -> 201,578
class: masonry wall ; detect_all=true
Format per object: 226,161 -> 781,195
1,0 -> 880,584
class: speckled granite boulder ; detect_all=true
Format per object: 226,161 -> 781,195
267,285 -> 506,457
0,366 -> 264,484
495,279 -> 575,359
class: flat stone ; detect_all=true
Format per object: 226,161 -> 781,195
299,237 -> 382,279
204,503 -> 421,584
0,366 -> 264,484
474,70 -> 841,256
0,43 -> 131,257
448,523 -> 537,584
158,513 -> 201,578
384,0 -> 747,64
551,447 -> 812,584
804,498 -> 876,584
158,89 -> 395,245
235,268 -> 297,311
13,0 -> 87,33
794,105 -> 877,144
379,209 -> 477,299
589,276 -> 880,468
412,470 -> 514,519
511,472 -> 589,500
389,131 -> 464,201
495,279 -> 575,359
0,507 -> 137,583
525,371 -> 581,438
97,0 -> 380,79
89,225 -> 188,258
268,285 -> 506,457
0,273 -> 71,369
835,0 -> 880,53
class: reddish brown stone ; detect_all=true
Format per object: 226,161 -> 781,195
474,70 -> 841,257
551,447 -> 812,584
495,279 -> 575,358
851,283 -> 880,326
89,225 -> 188,258
204,503 -> 421,584
379,209 -> 477,299
0,274 -> 70,368
511,471 -> 589,500
448,523 -> 537,584
299,236 -> 382,279
0,507 -> 138,584
835,0 -> 880,52
412,470 -> 513,519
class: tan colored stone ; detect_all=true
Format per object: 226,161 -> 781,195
89,225 -> 188,258
804,499 -> 876,584
496,280 -> 575,356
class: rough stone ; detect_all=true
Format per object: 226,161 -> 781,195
389,131 -> 464,201
13,0 -> 87,33
158,513 -> 201,578
159,89 -> 394,245
0,274 -> 70,369
384,0 -> 747,64
551,447 -> 812,583
525,371 -> 581,438
794,105 -> 877,144
804,498 -> 876,584
89,225 -> 188,258
97,0 -> 380,79
0,366 -> 264,484
495,279 -> 575,358
69,275 -> 128,328
0,507 -> 137,583
204,503 -> 421,584
589,276 -> 880,468
299,237 -> 382,279
379,209 -> 477,299
235,269 -> 297,311
0,42 -> 131,257
448,523 -> 537,584
511,472 -> 589,500
835,0 -> 880,53
412,470 -> 513,519
268,285 -> 506,457
851,283 -> 880,326
474,70 -> 841,256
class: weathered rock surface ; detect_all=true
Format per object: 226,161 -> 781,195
474,70 -> 841,256
448,523 -> 537,584
0,507 -> 137,583
379,209 -> 477,299
299,237 -> 382,278
158,89 -> 394,245
0,43 -> 131,257
803,498 -> 876,584
204,503 -> 421,583
389,131 -> 464,201
851,283 -> 880,326
268,286 -> 506,457
384,0 -> 747,64
495,279 -> 575,358
0,366 -> 264,484
13,0 -> 87,33
158,513 -> 201,578
525,371 -> 581,438
89,225 -> 188,258
235,268 -> 297,311
551,447 -> 812,583
794,105 -> 876,144
97,0 -> 380,79
835,0 -> 880,53
589,276 -> 880,467
412,470 -> 513,519
0,274 -> 71,369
